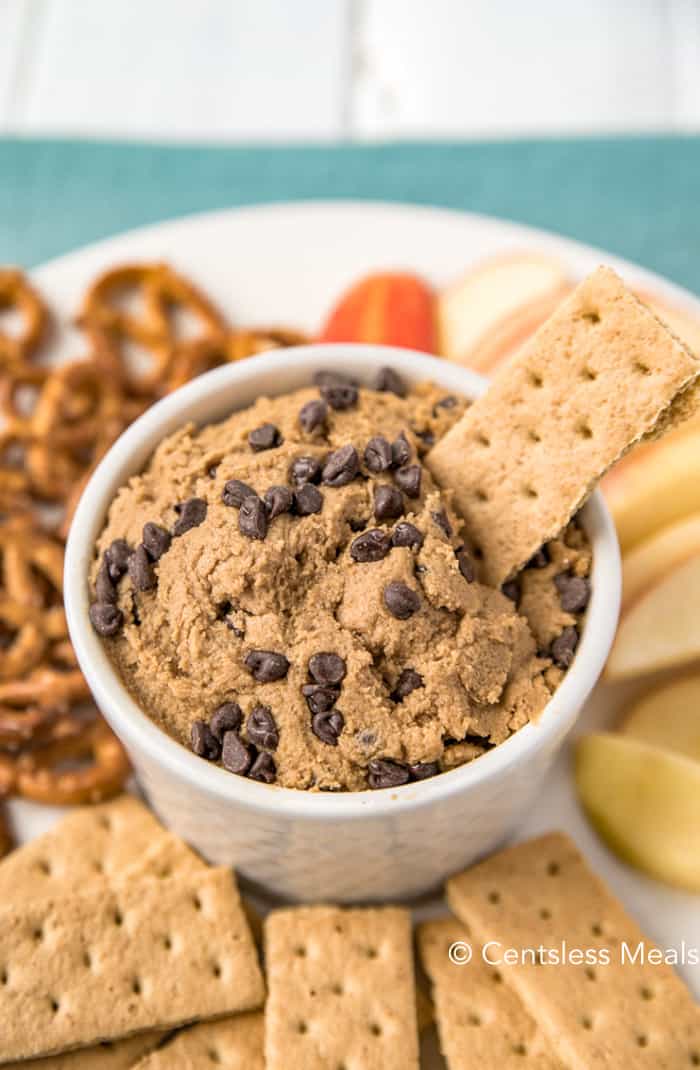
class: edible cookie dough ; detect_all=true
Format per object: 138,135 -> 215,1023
90,370 -> 591,791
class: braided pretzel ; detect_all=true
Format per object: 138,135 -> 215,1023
15,717 -> 130,805
79,263 -> 228,397
0,269 -> 49,375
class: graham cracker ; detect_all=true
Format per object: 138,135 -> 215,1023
264,905 -> 419,1070
2,1033 -> 165,1070
0,867 -> 265,1062
447,832 -> 700,1068
0,796 -> 201,900
129,1013 -> 263,1070
428,267 -> 700,583
418,917 -> 563,1069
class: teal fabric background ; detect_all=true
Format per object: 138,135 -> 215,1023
1,136 -> 699,294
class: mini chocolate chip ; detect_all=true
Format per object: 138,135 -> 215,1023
502,580 -> 520,603
409,761 -> 440,781
364,436 -> 393,474
393,668 -> 424,701
554,572 -> 591,614
456,548 -> 475,582
210,702 -> 243,740
527,546 -> 550,569
312,709 -> 344,746
435,395 -> 457,410
374,485 -> 404,522
249,751 -> 277,783
313,370 -> 357,388
239,496 -> 268,539
432,509 -> 452,537
551,626 -> 579,668
391,432 -> 411,468
245,650 -> 290,682
368,758 -> 411,789
247,705 -> 279,750
416,429 -> 435,448
349,517 -> 367,532
322,444 -> 360,487
383,581 -> 420,619
376,367 -> 407,397
320,383 -> 358,410
190,720 -> 221,761
173,498 -> 207,536
391,522 -> 424,550
248,423 -> 282,451
142,522 -> 171,561
302,685 -> 338,715
222,479 -> 256,508
299,398 -> 328,433
105,538 -> 130,581
221,731 -> 253,775
308,652 -> 346,686
290,456 -> 322,485
394,464 -> 421,498
95,559 -> 117,604
128,545 -> 156,591
350,528 -> 392,563
264,485 -> 294,519
89,602 -> 123,637
294,483 -> 323,515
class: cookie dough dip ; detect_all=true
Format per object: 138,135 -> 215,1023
89,367 -> 591,792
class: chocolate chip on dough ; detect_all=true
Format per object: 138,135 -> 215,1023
294,483 -> 323,516
264,485 -> 294,519
290,456 -> 322,486
374,485 -> 404,522
89,602 -> 123,637
364,436 -> 393,474
299,398 -> 328,433
95,559 -> 117,604
302,685 -> 338,715
312,709 -> 344,746
391,432 -> 411,468
383,581 -> 420,619
527,546 -> 550,569
391,522 -> 424,550
376,367 -> 407,398
249,751 -> 277,783
501,580 -> 520,604
142,522 -> 171,561
222,479 -> 256,508
394,464 -> 421,498
128,545 -> 156,592
190,720 -> 221,761
350,529 -> 391,563
456,547 -> 475,582
210,702 -> 243,740
320,383 -> 358,411
247,705 -> 279,750
248,423 -> 282,452
322,444 -> 360,487
432,509 -> 452,537
409,761 -> 440,781
368,759 -> 411,789
554,572 -> 591,613
308,652 -> 346,686
245,650 -> 290,682
551,626 -> 579,668
173,498 -> 207,536
239,495 -> 268,540
393,668 -> 424,701
105,538 -> 130,582
221,731 -> 254,776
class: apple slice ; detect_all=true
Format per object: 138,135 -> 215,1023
438,252 -> 570,373
621,511 -> 700,613
607,552 -> 700,679
575,733 -> 700,891
620,674 -> 700,763
602,425 -> 700,552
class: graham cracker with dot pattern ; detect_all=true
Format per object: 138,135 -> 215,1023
264,905 -> 419,1070
428,267 -> 700,583
2,1032 -> 165,1070
447,832 -> 700,1068
129,1013 -> 263,1070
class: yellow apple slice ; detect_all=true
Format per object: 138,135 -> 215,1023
621,511 -> 700,613
620,674 -> 700,762
602,425 -> 700,552
575,733 -> 700,891
607,552 -> 700,679
438,252 -> 570,373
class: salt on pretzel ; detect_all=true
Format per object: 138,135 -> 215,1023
0,268 -> 49,373
15,717 -> 130,805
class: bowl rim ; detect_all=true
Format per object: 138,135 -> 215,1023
65,344 -> 621,820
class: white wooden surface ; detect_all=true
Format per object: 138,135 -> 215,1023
0,0 -> 699,139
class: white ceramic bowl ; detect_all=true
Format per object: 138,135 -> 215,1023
65,344 -> 621,903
